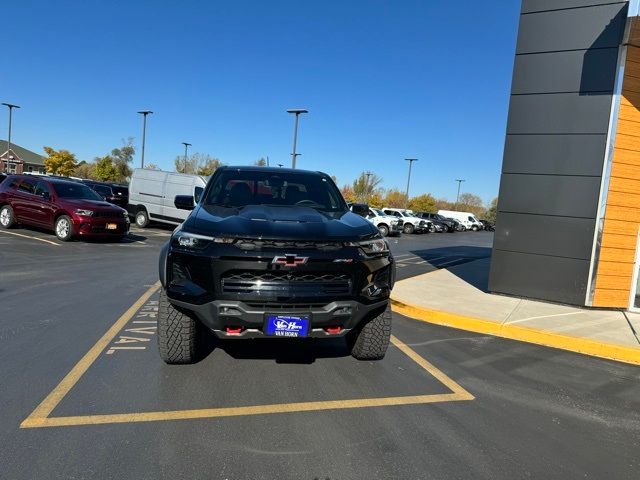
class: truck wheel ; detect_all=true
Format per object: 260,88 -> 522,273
158,289 -> 200,364
135,209 -> 150,228
348,306 -> 392,360
471,225 -> 479,232
378,224 -> 389,237
403,223 -> 414,234
0,205 -> 16,229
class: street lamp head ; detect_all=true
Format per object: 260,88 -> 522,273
286,109 -> 308,114
182,142 -> 192,147
2,103 -> 20,109
405,158 -> 418,162
137,110 -> 153,115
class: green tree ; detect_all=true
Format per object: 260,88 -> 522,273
110,138 -> 135,181
43,147 -> 78,176
145,163 -> 160,170
383,188 -> 408,208
94,156 -> 119,181
353,172 -> 383,203
484,197 -> 498,223
197,155 -> 223,176
457,192 -> 485,217
408,193 -> 436,213
340,185 -> 356,203
254,157 -> 267,166
74,160 -> 96,179
176,153 -> 223,176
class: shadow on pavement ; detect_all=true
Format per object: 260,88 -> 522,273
410,246 -> 492,292
216,337 -> 350,364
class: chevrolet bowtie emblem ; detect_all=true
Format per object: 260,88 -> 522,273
272,254 -> 308,266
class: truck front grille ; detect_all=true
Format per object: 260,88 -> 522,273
221,271 -> 352,296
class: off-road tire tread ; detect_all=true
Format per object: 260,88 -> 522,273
158,290 -> 199,364
350,306 -> 392,360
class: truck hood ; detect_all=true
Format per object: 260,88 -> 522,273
185,204 -> 378,241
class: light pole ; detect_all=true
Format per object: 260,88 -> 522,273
455,179 -> 465,208
182,142 -> 192,173
286,108 -> 308,168
277,163 -> 283,168
2,103 -> 20,173
137,110 -> 153,168
404,158 -> 418,207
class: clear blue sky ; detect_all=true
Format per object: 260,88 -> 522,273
4,0 -> 520,204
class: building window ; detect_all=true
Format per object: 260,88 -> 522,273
28,166 -> 33,172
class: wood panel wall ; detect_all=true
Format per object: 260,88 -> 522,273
593,44 -> 640,307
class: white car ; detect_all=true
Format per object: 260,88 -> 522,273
365,208 -> 403,237
382,208 -> 429,234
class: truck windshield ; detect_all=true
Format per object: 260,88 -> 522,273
205,170 -> 347,212
53,183 -> 104,201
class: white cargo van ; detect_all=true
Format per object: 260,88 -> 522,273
437,210 -> 483,231
128,168 -> 208,227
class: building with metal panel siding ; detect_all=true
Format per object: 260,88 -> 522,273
490,0 -> 640,310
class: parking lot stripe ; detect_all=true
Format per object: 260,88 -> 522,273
21,392 -> 472,428
20,317 -> 474,428
0,230 -> 60,246
21,282 -> 161,426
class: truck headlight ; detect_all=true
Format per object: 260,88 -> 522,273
171,230 -> 234,250
346,238 -> 389,255
75,209 -> 94,216
172,231 -> 214,250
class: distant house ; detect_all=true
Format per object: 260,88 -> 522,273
0,140 -> 46,174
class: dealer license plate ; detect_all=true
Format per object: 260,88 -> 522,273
106,223 -> 118,230
264,315 -> 310,337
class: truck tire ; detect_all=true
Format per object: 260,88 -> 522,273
0,205 -> 16,229
348,306 -> 392,360
158,289 -> 200,364
378,224 -> 389,237
471,225 -> 479,232
403,223 -> 414,234
135,208 -> 150,228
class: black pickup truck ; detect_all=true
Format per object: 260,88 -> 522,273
158,166 -> 395,364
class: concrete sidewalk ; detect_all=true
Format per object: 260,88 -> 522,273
391,258 -> 640,365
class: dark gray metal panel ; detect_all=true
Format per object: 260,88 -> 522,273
506,93 -> 612,134
488,249 -> 590,305
497,174 -> 601,218
516,3 -> 627,54
512,48 -> 618,94
522,0 -> 627,14
503,134 -> 607,176
493,212 -> 596,260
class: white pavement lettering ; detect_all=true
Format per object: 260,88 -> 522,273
104,299 -> 158,355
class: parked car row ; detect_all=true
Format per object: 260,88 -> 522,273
348,203 -> 494,237
0,168 -> 496,242
0,174 -> 130,241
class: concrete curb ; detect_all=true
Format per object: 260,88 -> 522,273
390,298 -> 640,366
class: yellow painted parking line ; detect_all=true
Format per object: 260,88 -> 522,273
21,282 -> 161,426
20,293 -> 473,428
0,229 -> 60,246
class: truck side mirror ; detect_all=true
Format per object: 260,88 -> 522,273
351,203 -> 369,217
175,195 -> 195,210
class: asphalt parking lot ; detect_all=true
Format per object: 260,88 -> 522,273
1,227 -> 639,479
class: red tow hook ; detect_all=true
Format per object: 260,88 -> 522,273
226,326 -> 243,335
325,326 -> 342,335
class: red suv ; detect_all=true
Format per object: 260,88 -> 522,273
0,175 -> 130,241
